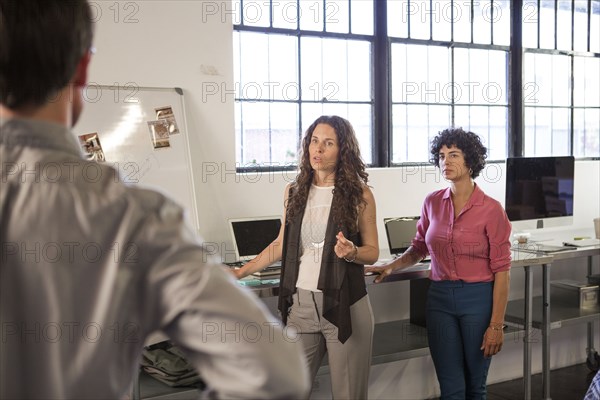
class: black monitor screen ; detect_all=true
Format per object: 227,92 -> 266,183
230,218 -> 282,259
505,156 -> 574,221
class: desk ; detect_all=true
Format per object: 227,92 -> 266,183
239,262 -> 432,298
506,246 -> 600,400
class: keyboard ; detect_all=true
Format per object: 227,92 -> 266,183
252,267 -> 281,277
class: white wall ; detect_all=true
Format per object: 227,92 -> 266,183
89,2 -> 600,398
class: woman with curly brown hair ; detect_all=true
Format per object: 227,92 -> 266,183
234,115 -> 379,399
367,127 -> 511,400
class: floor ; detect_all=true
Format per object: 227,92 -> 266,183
138,363 -> 598,399
486,363 -> 596,400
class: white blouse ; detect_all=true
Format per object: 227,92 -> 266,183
296,184 -> 334,292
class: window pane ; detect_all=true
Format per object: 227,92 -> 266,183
410,0 -> 431,40
351,0 -> 373,34
387,0 -> 408,38
455,106 -> 507,160
347,41 -> 372,100
237,32 -> 269,100
391,104 -> 451,163
573,1 -> 589,52
487,107 -> 508,160
473,0 -> 492,45
574,57 -> 600,107
237,102 -> 269,165
300,0 -> 324,31
301,103 -> 373,164
391,44 -> 408,103
574,109 -> 600,157
235,33 -> 298,101
236,102 -> 300,166
326,0 -> 350,33
523,53 -> 539,106
270,103 -> 300,165
240,0 -> 270,27
426,46 -> 451,103
539,0 -> 555,49
550,108 -> 571,156
392,45 -> 450,104
472,106 -> 507,161
493,0 -> 511,46
524,53 -> 570,107
301,37 -> 371,102
556,1 -> 573,51
454,48 -> 508,105
431,0 -> 451,41
524,107 -> 571,156
454,0 -> 472,43
551,55 -> 571,106
523,107 -> 550,157
522,0 -> 539,48
273,0 -> 299,29
268,35 -> 298,101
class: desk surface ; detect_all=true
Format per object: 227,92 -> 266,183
511,245 -> 600,263
238,248 -> 588,297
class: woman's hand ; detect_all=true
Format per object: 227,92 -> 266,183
481,324 -> 504,357
335,231 -> 358,261
364,264 -> 394,283
230,267 -> 245,280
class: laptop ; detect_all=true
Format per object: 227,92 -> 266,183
384,216 -> 429,260
228,216 -> 282,277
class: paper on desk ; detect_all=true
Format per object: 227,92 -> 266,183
238,278 -> 280,287
563,238 -> 600,247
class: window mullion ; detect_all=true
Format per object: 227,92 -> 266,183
373,0 -> 390,167
509,0 -> 524,157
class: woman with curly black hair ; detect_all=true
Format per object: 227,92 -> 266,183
367,127 -> 511,399
235,115 -> 379,399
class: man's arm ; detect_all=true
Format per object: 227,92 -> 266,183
139,199 -> 309,399
161,261 -> 309,399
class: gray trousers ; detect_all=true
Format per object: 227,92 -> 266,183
288,288 -> 374,400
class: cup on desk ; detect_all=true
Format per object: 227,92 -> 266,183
594,217 -> 600,239
513,232 -> 531,245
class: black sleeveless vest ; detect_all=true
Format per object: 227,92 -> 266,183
278,190 -> 368,343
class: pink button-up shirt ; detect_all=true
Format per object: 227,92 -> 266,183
411,184 -> 512,282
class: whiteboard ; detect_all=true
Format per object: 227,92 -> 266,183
73,85 -> 199,231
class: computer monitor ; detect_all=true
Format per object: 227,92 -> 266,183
228,216 -> 282,262
505,156 -> 574,230
384,216 -> 420,256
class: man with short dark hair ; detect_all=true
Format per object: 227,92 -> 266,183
0,1 -> 308,398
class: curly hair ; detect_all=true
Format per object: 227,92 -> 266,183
286,115 -> 369,234
429,127 -> 488,178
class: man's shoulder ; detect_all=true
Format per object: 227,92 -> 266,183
42,155 -> 182,219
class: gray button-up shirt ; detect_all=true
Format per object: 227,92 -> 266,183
0,118 -> 307,399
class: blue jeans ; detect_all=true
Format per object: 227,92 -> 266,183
426,280 -> 494,400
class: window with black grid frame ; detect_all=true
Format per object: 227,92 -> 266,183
232,0 -> 600,170
522,0 -> 600,158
